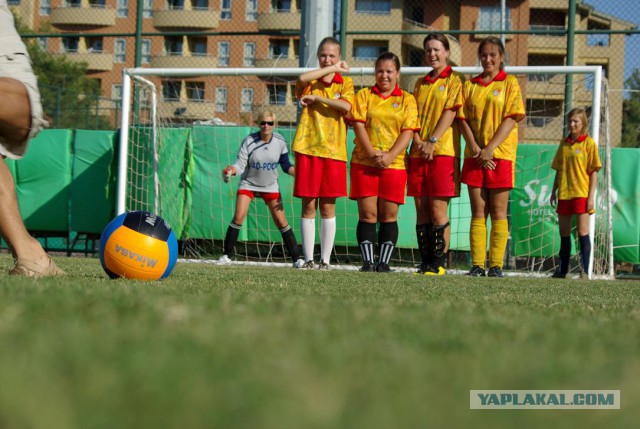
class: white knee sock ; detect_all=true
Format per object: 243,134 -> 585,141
300,217 -> 316,262
320,217 -> 336,264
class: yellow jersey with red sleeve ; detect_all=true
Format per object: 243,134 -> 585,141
551,134 -> 602,200
292,73 -> 354,162
411,66 -> 464,158
350,84 -> 420,170
458,70 -> 525,161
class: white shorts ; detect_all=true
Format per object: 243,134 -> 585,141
0,52 -> 47,159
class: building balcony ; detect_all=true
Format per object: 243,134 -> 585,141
259,104 -> 297,123
150,54 -> 214,69
158,100 -> 215,121
524,74 -> 566,99
50,5 -> 116,27
154,9 -> 219,29
528,33 -> 567,52
254,56 -> 299,68
402,19 -> 462,66
257,11 -> 301,31
56,52 -> 113,71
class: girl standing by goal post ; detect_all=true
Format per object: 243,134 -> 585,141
458,37 -> 525,278
292,37 -> 354,270
550,107 -> 602,279
409,33 -> 464,276
348,52 -> 419,272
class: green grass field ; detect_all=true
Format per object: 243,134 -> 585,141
0,254 -> 637,429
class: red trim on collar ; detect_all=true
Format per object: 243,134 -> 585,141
321,72 -> 344,87
371,84 -> 403,98
470,69 -> 508,87
423,65 -> 453,84
565,134 -> 588,144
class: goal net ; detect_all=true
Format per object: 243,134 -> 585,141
118,66 -> 613,278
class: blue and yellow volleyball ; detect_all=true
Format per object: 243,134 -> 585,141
99,211 -> 178,280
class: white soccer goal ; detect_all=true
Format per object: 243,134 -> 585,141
118,65 -> 613,278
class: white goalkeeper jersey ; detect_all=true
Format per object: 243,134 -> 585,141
232,131 -> 292,193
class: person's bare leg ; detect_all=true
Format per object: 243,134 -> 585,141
0,77 -> 31,145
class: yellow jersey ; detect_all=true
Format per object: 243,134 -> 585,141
350,84 -> 420,170
292,73 -> 354,162
552,135 -> 602,200
411,66 -> 464,158
458,70 -> 525,161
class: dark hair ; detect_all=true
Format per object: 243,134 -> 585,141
423,33 -> 450,52
375,52 -> 401,72
317,36 -> 341,57
478,36 -> 505,70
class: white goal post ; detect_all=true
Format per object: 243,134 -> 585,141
117,65 -> 613,278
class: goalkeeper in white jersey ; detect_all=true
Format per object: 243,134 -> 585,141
220,111 -> 304,267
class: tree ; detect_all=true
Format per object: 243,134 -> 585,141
621,69 -> 640,148
13,14 -> 112,130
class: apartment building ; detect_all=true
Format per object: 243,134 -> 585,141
10,0 -> 633,142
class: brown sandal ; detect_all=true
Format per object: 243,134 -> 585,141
9,256 -> 65,278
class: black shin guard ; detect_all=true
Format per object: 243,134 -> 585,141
224,222 -> 242,257
357,221 -> 377,264
280,225 -> 300,262
378,221 -> 398,266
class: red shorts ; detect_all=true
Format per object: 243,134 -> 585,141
461,158 -> 514,189
349,163 -> 407,205
557,198 -> 589,215
238,189 -> 280,202
293,153 -> 347,198
407,156 -> 460,198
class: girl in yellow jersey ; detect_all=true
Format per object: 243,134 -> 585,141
550,107 -> 601,279
349,52 -> 419,272
292,37 -> 354,270
409,33 -> 464,276
458,37 -> 525,277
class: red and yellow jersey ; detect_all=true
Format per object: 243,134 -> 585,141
552,134 -> 602,200
292,73 -> 354,162
349,84 -> 419,170
411,66 -> 464,158
458,70 -> 525,161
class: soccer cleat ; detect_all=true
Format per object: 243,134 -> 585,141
487,266 -> 504,278
300,260 -> 315,269
318,260 -> 330,270
466,265 -> 486,277
359,262 -> 376,272
551,271 -> 567,279
424,265 -> 446,276
376,263 -> 392,273
293,258 -> 306,268
218,254 -> 232,265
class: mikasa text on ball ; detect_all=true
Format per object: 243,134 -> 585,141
99,211 -> 178,280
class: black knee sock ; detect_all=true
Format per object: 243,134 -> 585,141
357,221 -> 376,264
416,223 -> 431,265
224,222 -> 242,257
559,235 -> 571,274
378,221 -> 398,266
579,234 -> 591,273
280,225 -> 299,262
432,222 -> 449,268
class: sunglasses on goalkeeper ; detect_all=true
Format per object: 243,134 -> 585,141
260,121 -> 274,126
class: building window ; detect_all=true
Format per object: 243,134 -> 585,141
241,88 -> 254,112
168,0 -> 184,10
584,64 -> 607,91
273,0 -> 292,12
218,41 -> 230,66
38,38 -> 49,51
88,0 -> 106,7
187,82 -> 205,102
190,37 -> 207,56
61,37 -> 80,53
477,7 -> 512,31
141,39 -> 151,64
63,0 -> 81,6
352,41 -> 387,60
87,38 -> 103,53
112,84 -> 123,101
163,80 -> 182,101
215,87 -> 228,112
267,84 -> 287,105
246,0 -> 257,20
114,38 -> 126,63
117,0 -> 128,17
143,0 -> 153,18
243,42 -> 255,66
221,0 -> 232,19
355,0 -> 390,14
194,0 -> 208,9
7,0 -> 20,6
39,0 -> 51,15
269,39 -> 289,58
165,37 -> 183,56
